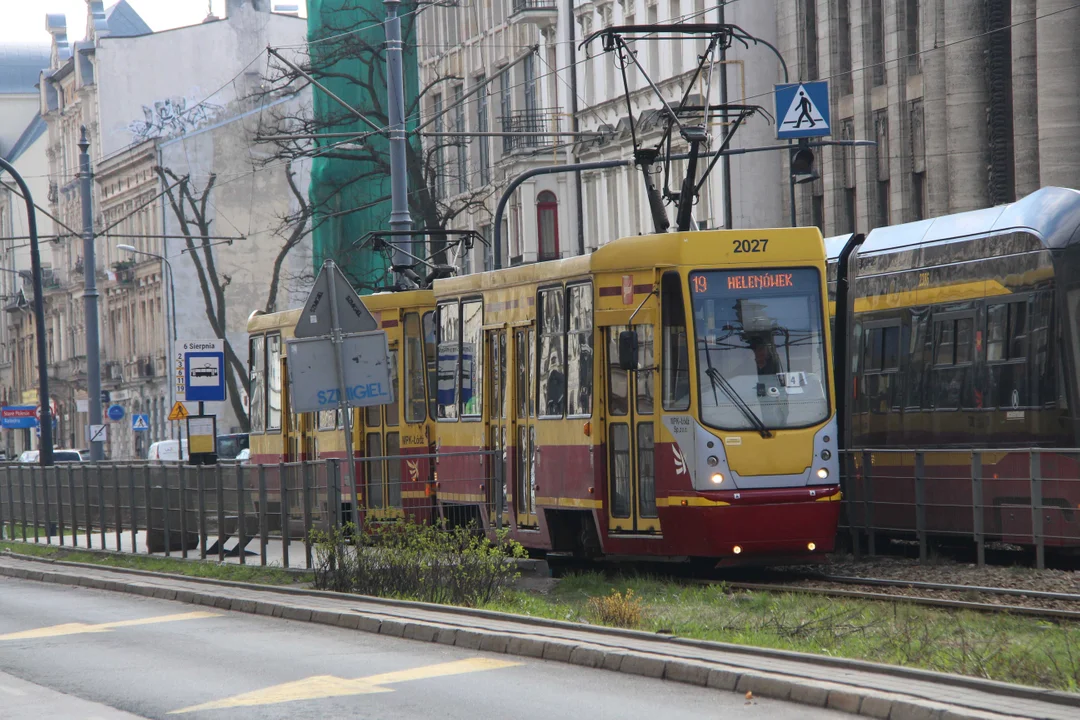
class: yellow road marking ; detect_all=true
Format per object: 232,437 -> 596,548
170,657 -> 521,714
0,612 -> 220,642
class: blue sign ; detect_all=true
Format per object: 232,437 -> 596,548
132,413 -> 150,431
107,404 -> 126,422
185,351 -> 227,402
775,81 -> 831,139
1,406 -> 37,429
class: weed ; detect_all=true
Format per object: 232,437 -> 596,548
587,589 -> 644,628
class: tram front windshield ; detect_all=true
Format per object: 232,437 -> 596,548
689,269 -> 829,431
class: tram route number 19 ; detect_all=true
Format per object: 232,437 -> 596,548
732,239 -> 768,253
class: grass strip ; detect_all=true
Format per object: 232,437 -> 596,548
487,572 -> 1080,693
0,540 -> 310,586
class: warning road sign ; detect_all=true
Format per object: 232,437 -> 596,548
168,401 -> 189,421
775,81 -> 831,139
293,261 -> 378,339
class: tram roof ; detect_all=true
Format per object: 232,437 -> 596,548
435,227 -> 826,295
825,186 -> 1080,262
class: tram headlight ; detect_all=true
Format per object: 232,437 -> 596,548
820,449 -> 832,461
706,455 -> 719,467
816,468 -> 829,480
808,542 -> 816,551
733,545 -> 742,555
710,472 -> 724,485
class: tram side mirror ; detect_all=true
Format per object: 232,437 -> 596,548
618,330 -> 638,371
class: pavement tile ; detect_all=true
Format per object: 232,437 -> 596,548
568,646 -> 604,668
601,651 -> 624,671
787,680 -> 830,707
403,623 -> 437,643
454,629 -> 483,650
507,635 -> 546,659
706,668 -> 741,691
542,641 -> 575,663
857,693 -> 894,718
355,616 -> 383,634
663,660 -> 711,687
310,610 -> 341,626
336,613 -> 361,630
619,653 -> 666,679
737,673 -> 792,701
379,619 -> 406,638
281,606 -> 312,622
479,633 -> 509,654
889,700 -> 944,720
434,628 -> 457,645
827,690 -> 863,714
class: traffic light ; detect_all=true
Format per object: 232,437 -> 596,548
790,140 -> 818,184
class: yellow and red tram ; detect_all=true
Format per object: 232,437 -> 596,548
248,227 -> 842,565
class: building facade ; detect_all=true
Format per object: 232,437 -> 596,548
14,0 -> 310,458
779,0 -> 1080,236
417,0 -> 787,271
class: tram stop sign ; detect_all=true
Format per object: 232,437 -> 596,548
285,331 -> 393,414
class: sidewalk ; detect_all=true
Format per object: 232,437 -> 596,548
1,552 -> 1076,720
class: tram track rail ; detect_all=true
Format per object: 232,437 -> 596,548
709,572 -> 1080,621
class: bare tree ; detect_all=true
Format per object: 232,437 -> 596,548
156,167 -> 249,429
254,0 -> 496,282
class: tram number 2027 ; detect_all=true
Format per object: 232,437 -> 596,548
732,239 -> 768,253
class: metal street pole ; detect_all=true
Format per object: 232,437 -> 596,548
323,259 -> 361,533
79,127 -> 104,463
384,0 -> 413,285
0,158 -> 53,465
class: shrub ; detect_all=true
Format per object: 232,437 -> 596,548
587,589 -> 644,628
310,519 -> 527,607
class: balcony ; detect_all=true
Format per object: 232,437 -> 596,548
500,107 -> 564,153
510,0 -> 558,27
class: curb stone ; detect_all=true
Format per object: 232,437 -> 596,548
0,559 -> 1064,720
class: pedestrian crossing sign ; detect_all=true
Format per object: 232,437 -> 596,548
168,402 -> 189,422
131,413 -> 150,431
775,81 -> 831,139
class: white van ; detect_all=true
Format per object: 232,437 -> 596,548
146,439 -> 188,462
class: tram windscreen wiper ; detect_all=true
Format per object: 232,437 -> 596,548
704,366 -> 773,439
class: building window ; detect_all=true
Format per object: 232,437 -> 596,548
500,73 -> 513,153
454,85 -> 467,194
871,0 -> 886,86
905,0 -> 921,75
802,0 -> 818,80
481,223 -> 493,271
537,191 -> 559,261
912,172 -> 926,220
432,93 -> 445,200
837,0 -> 853,95
475,76 -> 490,186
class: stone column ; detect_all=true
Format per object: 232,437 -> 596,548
1012,0 -> 1040,197
945,0 -> 990,212
1036,0 -> 1080,189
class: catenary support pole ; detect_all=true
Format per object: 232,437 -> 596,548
0,154 -> 53,465
79,128 -> 104,463
384,0 -> 413,285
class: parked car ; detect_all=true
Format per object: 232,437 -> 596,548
235,448 -> 250,464
17,449 -> 82,463
147,439 -> 188,463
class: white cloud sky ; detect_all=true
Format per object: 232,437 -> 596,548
0,1 -> 306,45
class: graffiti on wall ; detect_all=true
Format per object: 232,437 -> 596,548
128,96 -> 224,142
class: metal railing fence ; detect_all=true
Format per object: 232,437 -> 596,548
839,448 -> 1080,569
0,452 -> 498,570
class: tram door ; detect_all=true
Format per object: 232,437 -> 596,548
363,348 -> 403,520
606,325 -> 660,533
513,327 -> 538,528
486,329 -> 509,522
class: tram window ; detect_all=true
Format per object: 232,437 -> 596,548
404,314 -> 427,423
386,432 -> 402,507
538,288 -> 566,418
1032,294 -> 1055,406
607,328 -> 629,417
566,283 -> 593,417
516,330 -> 529,418
436,303 -> 460,420
460,300 -> 483,417
863,324 -> 900,372
636,325 -> 655,415
318,410 -> 336,430
424,312 -> 437,421
905,310 -> 929,409
365,404 -> 380,427
955,318 -> 974,364
987,301 -> 1030,408
248,335 -> 265,433
386,350 -> 399,427
267,333 -> 282,431
366,433 -> 384,508
933,317 -> 972,366
661,272 -> 690,411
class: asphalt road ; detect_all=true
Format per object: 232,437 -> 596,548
0,578 -> 846,720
